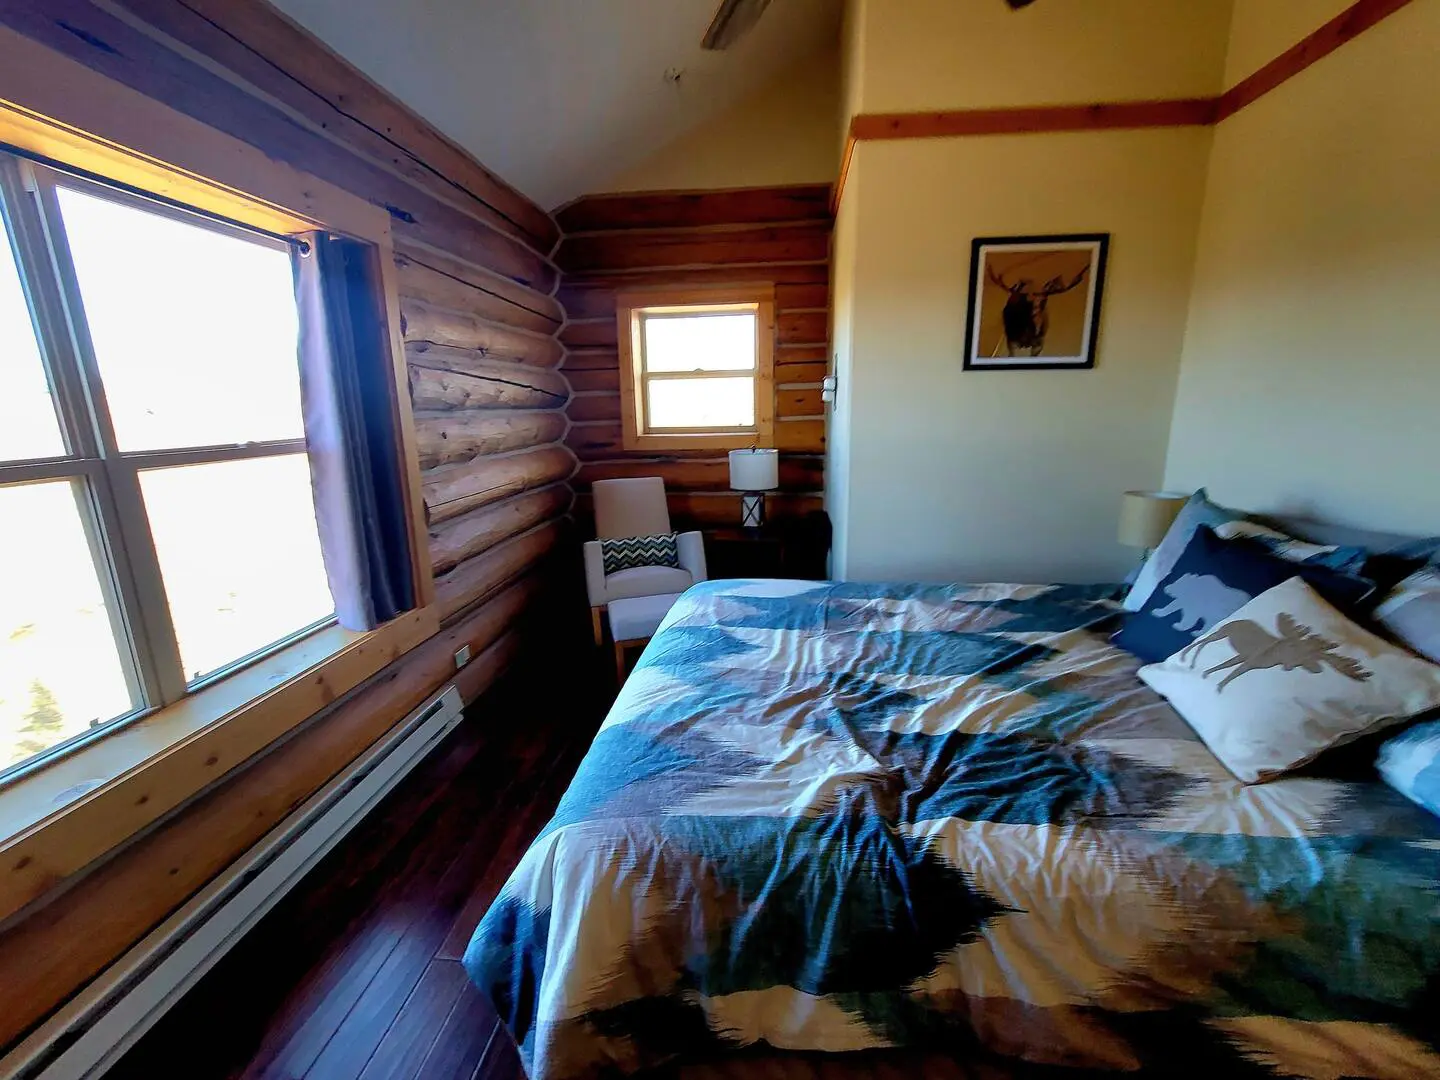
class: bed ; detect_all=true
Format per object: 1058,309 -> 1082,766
463,579 -> 1440,1079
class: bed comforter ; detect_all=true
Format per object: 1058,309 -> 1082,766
464,580 -> 1440,1078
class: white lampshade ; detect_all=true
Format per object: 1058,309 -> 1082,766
728,448 -> 779,492
1118,490 -> 1188,549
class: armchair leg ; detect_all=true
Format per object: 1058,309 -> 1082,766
614,640 -> 627,684
591,607 -> 604,647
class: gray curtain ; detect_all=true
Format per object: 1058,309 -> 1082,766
294,232 -> 415,630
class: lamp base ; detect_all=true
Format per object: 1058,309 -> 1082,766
739,492 -> 766,529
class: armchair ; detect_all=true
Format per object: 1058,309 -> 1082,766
584,477 -> 707,646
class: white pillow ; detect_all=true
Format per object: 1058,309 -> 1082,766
1138,576 -> 1440,783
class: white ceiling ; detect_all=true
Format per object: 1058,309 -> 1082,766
268,0 -> 843,211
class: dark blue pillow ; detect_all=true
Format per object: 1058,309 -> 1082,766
1113,526 -> 1376,664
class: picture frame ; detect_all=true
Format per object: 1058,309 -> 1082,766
963,233 -> 1109,371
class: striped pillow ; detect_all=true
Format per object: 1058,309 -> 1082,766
600,533 -> 680,574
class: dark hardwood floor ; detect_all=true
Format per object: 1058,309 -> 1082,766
109,649 -> 608,1080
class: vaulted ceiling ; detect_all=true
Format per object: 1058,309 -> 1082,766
268,0 -> 843,211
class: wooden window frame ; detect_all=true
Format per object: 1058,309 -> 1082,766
616,285 -> 775,452
0,32 -> 441,924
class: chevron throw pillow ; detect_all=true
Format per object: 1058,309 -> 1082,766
601,533 -> 680,575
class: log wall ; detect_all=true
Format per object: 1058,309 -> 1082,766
554,185 -> 831,528
0,0 -> 574,1053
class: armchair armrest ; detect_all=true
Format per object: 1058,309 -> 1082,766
677,530 -> 708,584
583,539 -> 608,607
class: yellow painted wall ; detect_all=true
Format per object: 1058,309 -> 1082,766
595,46 -> 840,194
830,0 -> 1227,581
1222,0 -> 1351,86
856,0 -> 1232,112
1165,0 -> 1440,533
838,130 -> 1212,582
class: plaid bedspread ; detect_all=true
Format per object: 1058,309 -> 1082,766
464,580 -> 1440,1078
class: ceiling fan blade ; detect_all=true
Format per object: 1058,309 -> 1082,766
702,0 -> 772,50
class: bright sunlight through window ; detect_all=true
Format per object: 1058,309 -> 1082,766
639,309 -> 759,432
0,154 -> 333,775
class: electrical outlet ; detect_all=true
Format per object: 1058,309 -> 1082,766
454,644 -> 471,669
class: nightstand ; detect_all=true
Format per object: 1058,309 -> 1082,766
704,512 -> 831,580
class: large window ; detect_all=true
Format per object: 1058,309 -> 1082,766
0,152 -> 333,777
615,286 -> 774,451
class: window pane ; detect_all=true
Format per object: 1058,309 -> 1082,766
139,455 -> 332,682
56,187 -> 302,452
643,312 -> 755,373
647,377 -> 755,430
0,481 -> 134,768
0,205 -> 64,461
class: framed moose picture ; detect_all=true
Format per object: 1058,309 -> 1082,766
963,233 -> 1109,370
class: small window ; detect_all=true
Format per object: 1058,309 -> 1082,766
616,287 -> 774,451
0,153 -> 334,777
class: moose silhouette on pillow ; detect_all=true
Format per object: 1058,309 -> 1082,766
1179,612 -> 1374,692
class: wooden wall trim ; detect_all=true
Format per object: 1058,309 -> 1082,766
832,0 -> 1416,212
1213,0 -> 1418,121
849,97 -> 1218,142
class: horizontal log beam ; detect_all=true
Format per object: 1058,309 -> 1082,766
402,300 -> 564,368
778,344 -> 827,365
394,241 -> 564,327
779,311 -> 828,346
561,348 -> 619,372
428,483 -> 571,575
423,445 -> 575,523
559,319 -> 618,349
574,491 -> 823,530
556,223 -> 831,274
408,360 -> 569,412
395,253 -> 560,336
777,387 -> 824,418
775,361 -> 828,384
435,520 -> 565,623
565,421 -> 627,459
563,367 -> 620,394
775,418 -> 826,452
0,582 -> 540,1048
566,393 -> 620,424
775,282 -> 830,310
574,457 -> 823,493
413,409 -> 567,470
556,184 -> 831,232
561,263 -> 829,289
108,0 -> 556,250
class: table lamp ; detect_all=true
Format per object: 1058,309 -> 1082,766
729,448 -> 778,529
1118,490 -> 1187,556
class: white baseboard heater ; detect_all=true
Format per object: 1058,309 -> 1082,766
1,684 -> 466,1080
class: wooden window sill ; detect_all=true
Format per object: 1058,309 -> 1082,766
622,431 -> 769,452
0,605 -> 438,923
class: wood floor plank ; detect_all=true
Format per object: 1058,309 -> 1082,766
304,736 -> 554,1077
107,650 -> 608,1080
355,960 -> 469,1080
412,981 -> 500,1079
437,732 -> 591,960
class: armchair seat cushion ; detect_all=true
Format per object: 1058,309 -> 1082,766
609,592 -> 684,643
605,564 -> 694,602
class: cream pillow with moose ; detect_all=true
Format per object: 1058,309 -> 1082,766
1139,576 -> 1440,783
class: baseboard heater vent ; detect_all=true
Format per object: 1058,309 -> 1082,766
2,684 -> 466,1080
